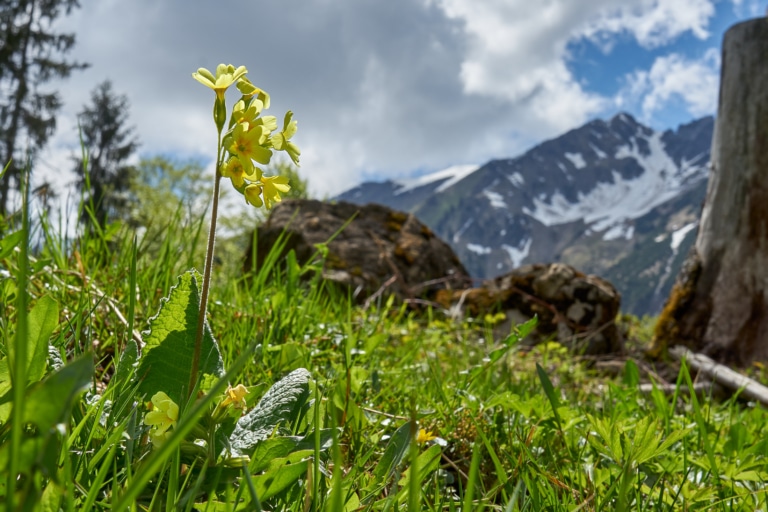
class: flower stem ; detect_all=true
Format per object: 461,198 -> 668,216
189,143 -> 223,398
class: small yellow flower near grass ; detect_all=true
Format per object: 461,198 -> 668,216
417,428 -> 437,444
221,384 -> 248,410
212,384 -> 250,422
144,391 -> 179,447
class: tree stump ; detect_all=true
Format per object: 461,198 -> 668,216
652,18 -> 768,365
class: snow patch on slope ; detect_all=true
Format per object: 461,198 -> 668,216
591,144 -> 607,159
564,152 -> 586,169
453,218 -> 474,243
483,189 -> 507,209
502,238 -> 531,268
394,164 -> 480,195
507,172 -> 525,187
467,243 -> 492,255
523,132 -> 706,232
654,221 -> 699,299
671,222 -> 697,250
603,224 -> 634,241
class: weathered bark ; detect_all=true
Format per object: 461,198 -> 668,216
653,18 -> 768,365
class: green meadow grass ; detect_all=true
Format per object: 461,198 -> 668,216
2,200 -> 768,511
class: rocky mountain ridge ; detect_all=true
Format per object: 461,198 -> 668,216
337,113 -> 714,316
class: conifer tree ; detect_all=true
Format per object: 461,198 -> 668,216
0,0 -> 87,216
74,80 -> 139,227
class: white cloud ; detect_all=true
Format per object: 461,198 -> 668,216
621,48 -> 720,119
730,0 -> 763,17
582,0 -> 715,48
423,0 -> 717,134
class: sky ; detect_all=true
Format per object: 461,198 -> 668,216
34,0 -> 764,202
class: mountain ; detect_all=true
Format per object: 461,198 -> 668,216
337,113 -> 714,316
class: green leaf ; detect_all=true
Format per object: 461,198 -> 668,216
136,271 -> 224,404
113,339 -> 138,390
25,296 -> 58,384
631,417 -> 660,465
23,354 -> 94,431
230,368 -> 311,454
623,359 -> 640,387
251,454 -> 309,502
249,429 -> 336,474
397,443 -> 442,486
372,422 -> 412,484
249,437 -> 302,473
0,355 -> 93,480
0,359 -> 10,422
0,230 -> 23,259
108,340 -> 140,426
6,296 -> 58,386
536,362 -> 562,428
40,480 -> 63,512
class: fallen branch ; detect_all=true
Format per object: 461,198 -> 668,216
669,345 -> 768,406
637,381 -> 717,397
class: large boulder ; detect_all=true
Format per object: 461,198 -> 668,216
244,199 -> 471,302
434,263 -> 622,354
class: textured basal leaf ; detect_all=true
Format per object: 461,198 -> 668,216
230,368 -> 311,453
136,271 -> 224,404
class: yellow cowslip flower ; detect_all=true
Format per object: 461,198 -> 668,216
244,184 -> 264,207
416,428 -> 437,444
144,391 -> 179,447
221,384 -> 248,410
231,99 -> 264,126
237,77 -> 270,109
228,122 -> 272,175
252,115 -> 278,133
192,64 -> 248,100
261,175 -> 291,209
270,111 -> 300,164
220,156 -> 259,189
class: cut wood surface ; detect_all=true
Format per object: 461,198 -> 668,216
670,345 -> 768,406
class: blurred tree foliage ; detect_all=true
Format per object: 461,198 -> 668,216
126,155 -> 310,274
127,156 -> 210,258
74,80 -> 139,228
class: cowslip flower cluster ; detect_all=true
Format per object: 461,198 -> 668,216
144,391 -> 179,447
192,64 -> 300,209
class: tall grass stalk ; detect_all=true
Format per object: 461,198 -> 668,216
6,168 -> 30,511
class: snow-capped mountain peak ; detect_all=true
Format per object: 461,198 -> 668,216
393,164 -> 480,195
337,113 -> 714,316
